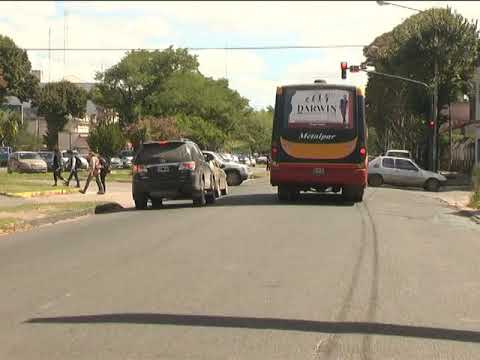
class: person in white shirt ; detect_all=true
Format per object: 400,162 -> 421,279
80,151 -> 104,194
64,151 -> 81,188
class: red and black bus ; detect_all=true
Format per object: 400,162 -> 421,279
270,82 -> 367,202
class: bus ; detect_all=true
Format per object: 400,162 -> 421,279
270,81 -> 367,202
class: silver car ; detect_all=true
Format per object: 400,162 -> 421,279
368,156 -> 447,192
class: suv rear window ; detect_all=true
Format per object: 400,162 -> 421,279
135,143 -> 192,164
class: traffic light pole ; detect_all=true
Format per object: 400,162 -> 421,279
357,69 -> 437,171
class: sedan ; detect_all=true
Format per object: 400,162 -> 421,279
110,156 -> 123,169
368,156 -> 447,192
7,151 -> 48,173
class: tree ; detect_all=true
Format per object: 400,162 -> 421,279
35,81 -> 87,149
92,47 -> 199,128
0,110 -> 21,147
235,107 -> 273,153
364,7 -> 480,164
0,34 -> 39,103
87,122 -> 125,158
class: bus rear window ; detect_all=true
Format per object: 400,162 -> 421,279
284,88 -> 355,129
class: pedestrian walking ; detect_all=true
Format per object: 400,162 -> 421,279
64,150 -> 81,188
266,155 -> 271,171
52,146 -> 65,186
79,151 -> 104,194
99,155 -> 110,193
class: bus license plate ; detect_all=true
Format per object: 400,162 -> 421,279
157,166 -> 170,173
313,168 -> 325,176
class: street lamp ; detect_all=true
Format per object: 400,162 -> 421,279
376,0 -> 439,172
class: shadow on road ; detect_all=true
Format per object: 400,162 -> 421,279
212,193 -> 354,207
93,193 -> 355,214
24,312 -> 480,343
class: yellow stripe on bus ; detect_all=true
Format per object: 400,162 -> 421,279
280,137 -> 358,160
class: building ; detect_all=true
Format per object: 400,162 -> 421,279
3,79 -> 119,153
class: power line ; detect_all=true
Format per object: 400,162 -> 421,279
19,45 -> 367,52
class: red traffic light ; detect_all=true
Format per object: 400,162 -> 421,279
428,120 -> 435,128
341,62 -> 348,79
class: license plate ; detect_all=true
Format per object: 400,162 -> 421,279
313,168 -> 325,176
157,166 -> 170,173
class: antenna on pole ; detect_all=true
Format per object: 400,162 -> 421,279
224,41 -> 228,79
48,27 -> 51,82
63,8 -> 68,79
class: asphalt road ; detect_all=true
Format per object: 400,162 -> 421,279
1,177 -> 480,359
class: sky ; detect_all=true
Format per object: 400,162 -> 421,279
1,1 -> 479,109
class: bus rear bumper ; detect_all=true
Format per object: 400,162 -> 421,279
270,162 -> 367,188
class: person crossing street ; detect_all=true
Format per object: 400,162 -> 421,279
52,146 -> 65,186
79,151 -> 104,195
64,150 -> 81,188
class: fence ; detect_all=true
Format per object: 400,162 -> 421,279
450,138 -> 476,173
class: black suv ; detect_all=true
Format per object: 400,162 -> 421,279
132,140 -> 216,209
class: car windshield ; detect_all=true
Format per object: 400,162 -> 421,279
135,143 -> 192,164
39,152 -> 53,160
18,153 -> 41,160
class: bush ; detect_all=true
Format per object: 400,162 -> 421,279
87,123 -> 125,158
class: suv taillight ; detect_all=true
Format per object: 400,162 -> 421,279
132,164 -> 147,175
179,161 -> 195,171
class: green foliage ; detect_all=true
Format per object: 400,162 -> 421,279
0,34 -> 39,103
0,110 -> 21,147
92,47 -> 199,128
87,122 -> 126,158
235,107 -> 273,153
176,114 -> 225,150
35,81 -> 88,149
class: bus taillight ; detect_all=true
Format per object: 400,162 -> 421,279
271,143 -> 278,161
359,147 -> 367,158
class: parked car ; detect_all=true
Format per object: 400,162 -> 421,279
256,155 -> 268,164
38,151 -> 55,171
203,151 -> 229,196
385,149 -> 412,159
7,151 -> 48,173
1,146 -> 12,166
119,149 -> 134,169
110,156 -> 123,169
61,150 -> 89,170
203,150 -> 250,186
132,140 -> 216,209
368,156 -> 447,192
238,155 -> 251,166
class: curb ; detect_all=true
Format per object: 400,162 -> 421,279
0,202 -> 126,235
0,188 -> 78,198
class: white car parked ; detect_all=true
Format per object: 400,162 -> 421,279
368,156 -> 447,192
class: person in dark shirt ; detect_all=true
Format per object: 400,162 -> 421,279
99,155 -> 110,193
52,146 -> 65,186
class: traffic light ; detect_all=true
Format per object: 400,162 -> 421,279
427,120 -> 435,129
341,62 -> 348,79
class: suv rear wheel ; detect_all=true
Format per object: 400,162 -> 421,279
151,198 -> 163,209
134,193 -> 148,210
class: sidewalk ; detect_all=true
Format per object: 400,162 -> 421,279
428,189 -> 480,224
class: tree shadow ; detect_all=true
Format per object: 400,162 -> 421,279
24,312 -> 480,343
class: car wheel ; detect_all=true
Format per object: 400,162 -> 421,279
134,193 -> 148,210
368,174 -> 383,187
214,178 -> 221,198
289,188 -> 300,201
151,198 -> 163,209
226,171 -> 242,186
221,181 -> 229,196
205,176 -> 217,204
343,186 -> 364,203
425,178 -> 440,192
193,178 -> 207,207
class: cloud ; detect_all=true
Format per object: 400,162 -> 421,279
1,1 -> 478,109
